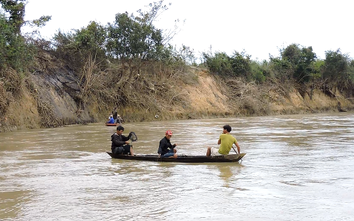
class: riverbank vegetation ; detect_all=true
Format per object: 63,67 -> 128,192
1,0 -> 354,132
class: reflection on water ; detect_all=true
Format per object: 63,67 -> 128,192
217,165 -> 234,186
1,112 -> 354,220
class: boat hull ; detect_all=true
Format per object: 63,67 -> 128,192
105,123 -> 117,126
107,152 -> 246,163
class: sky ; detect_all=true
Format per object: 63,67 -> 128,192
22,0 -> 354,61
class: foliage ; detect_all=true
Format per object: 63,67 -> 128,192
271,44 -> 317,83
52,31 -> 75,62
202,52 -> 233,75
30,15 -> 51,28
136,0 -> 170,26
0,13 -> 10,69
174,45 -> 196,65
203,50 -> 264,83
53,21 -> 107,70
49,1 -> 192,112
268,57 -> 293,82
230,51 -> 252,80
52,0 -> 188,69
1,0 -> 51,72
250,61 -> 267,83
310,60 -> 324,81
0,0 -> 26,33
0,11 -> 29,72
106,11 -> 163,60
349,60 -> 354,83
322,49 -> 354,89
137,0 -> 182,45
75,21 -> 106,53
105,1 -> 183,62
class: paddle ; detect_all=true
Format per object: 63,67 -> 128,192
232,144 -> 239,154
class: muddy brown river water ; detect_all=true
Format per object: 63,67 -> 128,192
1,112 -> 354,221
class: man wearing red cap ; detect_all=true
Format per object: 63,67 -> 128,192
158,130 -> 177,158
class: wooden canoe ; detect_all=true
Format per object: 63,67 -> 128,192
105,123 -> 117,126
107,152 -> 246,163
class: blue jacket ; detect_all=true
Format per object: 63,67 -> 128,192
107,117 -> 115,124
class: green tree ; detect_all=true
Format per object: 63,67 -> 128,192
281,44 -> 316,83
0,0 -> 26,34
250,61 -> 267,84
269,56 -> 293,82
349,60 -> 354,84
0,0 -> 50,31
230,51 -> 252,80
0,13 -> 11,69
52,31 -> 75,63
105,1 -> 176,61
1,0 -> 51,71
202,52 -> 233,76
297,46 -> 316,83
106,11 -> 163,60
270,44 -> 316,84
322,49 -> 353,90
281,44 -> 301,64
53,21 -> 107,70
203,50 -> 256,81
74,21 -> 106,54
0,9 -> 27,71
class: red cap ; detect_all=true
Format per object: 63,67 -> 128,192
166,130 -> 173,136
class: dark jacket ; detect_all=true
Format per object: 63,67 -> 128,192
111,133 -> 129,151
112,111 -> 117,120
158,136 -> 176,155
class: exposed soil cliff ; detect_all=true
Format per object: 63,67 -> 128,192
0,56 -> 353,132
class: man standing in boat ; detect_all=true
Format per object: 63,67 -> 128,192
112,107 -> 118,123
111,125 -> 134,155
206,125 -> 241,156
158,130 -> 177,158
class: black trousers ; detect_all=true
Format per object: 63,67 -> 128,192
113,145 -> 132,155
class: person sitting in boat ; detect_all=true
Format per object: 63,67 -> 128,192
158,130 -> 177,158
116,114 -> 123,124
107,115 -> 115,124
206,125 -> 241,157
111,125 -> 134,155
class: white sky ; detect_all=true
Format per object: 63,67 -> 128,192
23,0 -> 354,61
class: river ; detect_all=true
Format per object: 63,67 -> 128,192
1,112 -> 354,221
